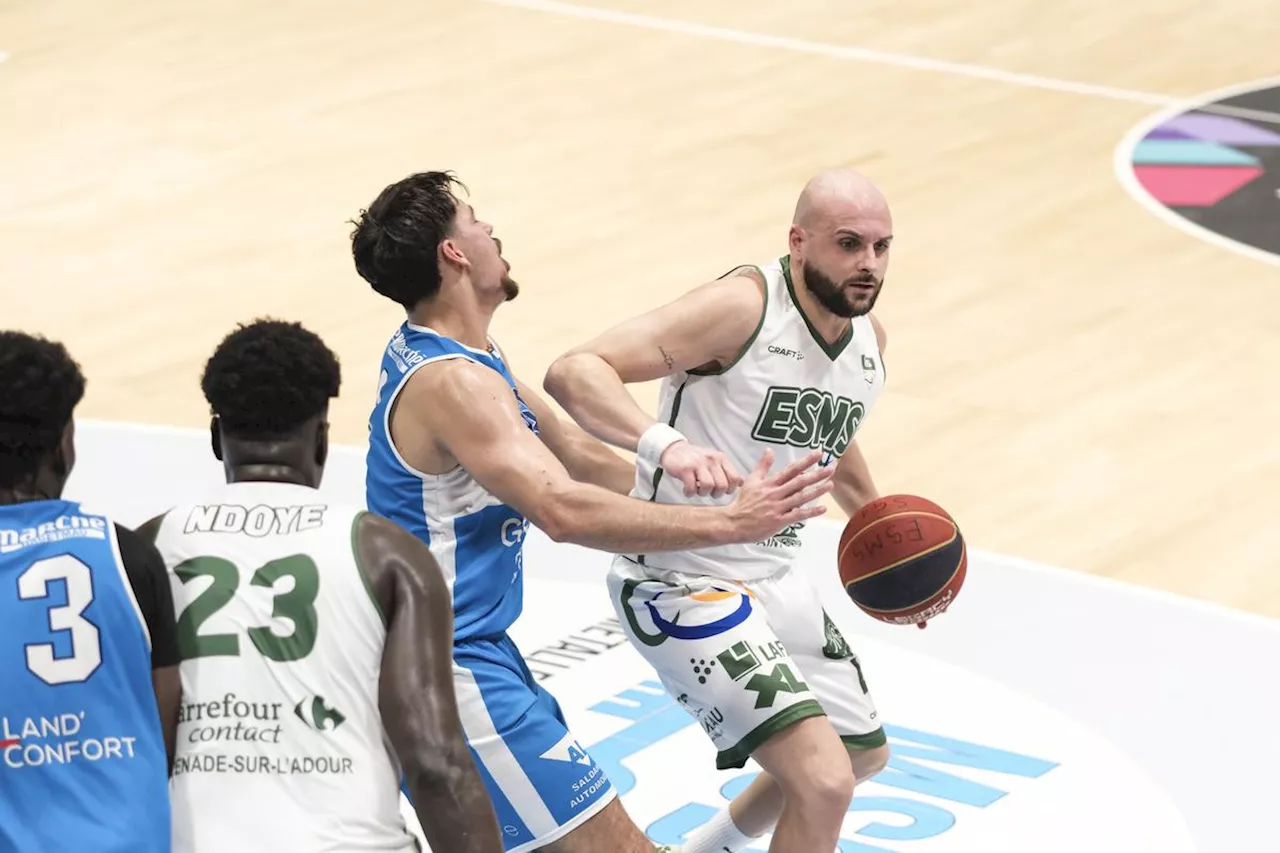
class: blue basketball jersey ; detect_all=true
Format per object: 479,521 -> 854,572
0,500 -> 170,853
366,323 -> 538,642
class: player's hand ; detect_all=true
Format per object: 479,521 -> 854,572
721,450 -> 833,543
660,440 -> 744,499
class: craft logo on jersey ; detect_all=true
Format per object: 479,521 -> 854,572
751,386 -> 865,463
767,345 -> 804,361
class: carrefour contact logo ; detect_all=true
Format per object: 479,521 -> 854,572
1118,80 -> 1280,263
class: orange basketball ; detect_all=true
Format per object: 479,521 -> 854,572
838,494 -> 966,628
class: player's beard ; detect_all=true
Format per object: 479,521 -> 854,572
802,263 -> 880,317
501,276 -> 520,302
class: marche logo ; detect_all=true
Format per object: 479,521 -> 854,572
751,387 -> 864,460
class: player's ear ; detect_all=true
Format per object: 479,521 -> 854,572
51,420 -> 76,483
209,417 -> 224,462
315,420 -> 329,469
788,223 -> 805,256
438,238 -> 468,272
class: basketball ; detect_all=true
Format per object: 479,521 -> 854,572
838,494 -> 966,628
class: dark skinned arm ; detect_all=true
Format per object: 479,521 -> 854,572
121,517 -> 181,772
356,512 -> 504,853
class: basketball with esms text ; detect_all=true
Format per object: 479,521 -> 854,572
838,494 -> 966,628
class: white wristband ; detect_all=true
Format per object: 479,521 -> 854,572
637,423 -> 686,467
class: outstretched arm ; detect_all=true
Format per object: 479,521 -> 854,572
359,513 -> 504,853
515,376 -> 635,495
396,358 -> 831,552
543,273 -> 765,452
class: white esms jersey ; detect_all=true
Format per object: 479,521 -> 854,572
627,255 -> 886,582
153,481 -> 417,853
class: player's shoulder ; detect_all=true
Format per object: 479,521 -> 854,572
402,352 -> 513,419
717,263 -> 769,287
868,312 -> 887,352
695,266 -> 768,325
354,509 -> 434,554
352,511 -> 437,597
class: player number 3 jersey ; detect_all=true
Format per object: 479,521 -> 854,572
627,255 -> 886,581
152,481 -> 417,853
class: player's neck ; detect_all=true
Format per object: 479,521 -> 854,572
225,465 -> 315,488
220,437 -> 321,489
787,256 -> 852,345
407,298 -> 494,352
0,490 -> 54,506
0,470 -> 64,505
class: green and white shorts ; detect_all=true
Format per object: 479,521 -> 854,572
608,556 -> 886,770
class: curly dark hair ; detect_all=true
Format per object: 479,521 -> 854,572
201,319 -> 341,441
0,332 -> 86,489
350,171 -> 466,309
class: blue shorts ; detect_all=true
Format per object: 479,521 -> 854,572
449,634 -> 616,851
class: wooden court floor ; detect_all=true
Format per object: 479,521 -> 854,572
3,0 -> 1279,616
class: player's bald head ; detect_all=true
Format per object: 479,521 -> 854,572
787,169 -> 894,320
792,169 -> 890,229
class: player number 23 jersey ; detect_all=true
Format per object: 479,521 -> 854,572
152,481 -> 416,853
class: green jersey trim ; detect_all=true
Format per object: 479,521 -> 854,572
689,265 -> 769,377
715,699 -> 827,770
780,255 -> 854,361
841,728 -> 888,750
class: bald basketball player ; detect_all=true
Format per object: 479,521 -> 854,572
351,171 -> 835,853
543,170 -> 895,853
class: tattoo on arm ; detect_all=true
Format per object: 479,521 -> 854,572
659,345 -> 675,372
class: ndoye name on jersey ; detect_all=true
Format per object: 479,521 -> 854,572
182,503 -> 329,537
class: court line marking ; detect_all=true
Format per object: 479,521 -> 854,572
480,0 -> 1280,126
78,418 -> 1280,627
1114,75 -> 1280,270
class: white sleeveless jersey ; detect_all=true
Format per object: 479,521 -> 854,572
152,481 -> 417,853
627,255 -> 886,582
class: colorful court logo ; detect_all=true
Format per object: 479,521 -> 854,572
1117,80 -> 1280,264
